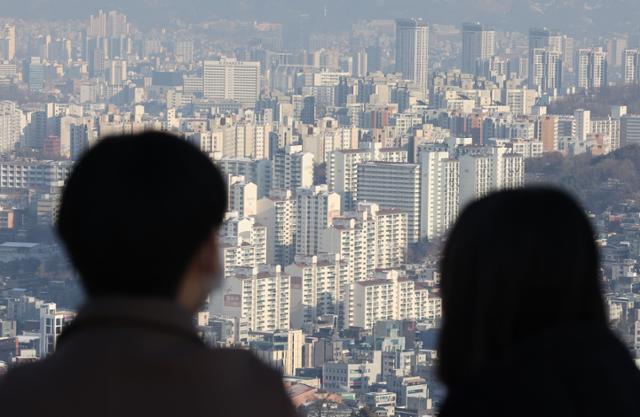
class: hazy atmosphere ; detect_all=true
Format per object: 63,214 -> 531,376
3,0 -> 640,34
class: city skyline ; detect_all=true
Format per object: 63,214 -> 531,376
1,4 -> 640,416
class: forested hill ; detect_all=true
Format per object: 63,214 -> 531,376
548,86 -> 640,118
526,145 -> 640,214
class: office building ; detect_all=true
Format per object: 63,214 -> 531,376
323,360 -> 378,393
328,144 -> 407,211
25,57 -> 45,92
203,58 -> 261,106
251,330 -> 304,376
356,162 -> 421,242
621,115 -> 640,147
0,160 -> 72,189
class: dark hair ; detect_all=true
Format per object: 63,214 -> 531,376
438,187 -> 607,389
57,131 -> 227,298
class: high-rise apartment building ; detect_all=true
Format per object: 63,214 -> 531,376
351,270 -> 435,329
529,49 -> 562,93
256,190 -> 297,266
577,48 -> 608,90
211,265 -> 302,333
285,253 -> 341,325
39,303 -> 75,357
623,49 -> 640,84
575,109 -> 591,142
0,101 -> 22,153
419,146 -> 459,240
228,175 -> 257,218
461,23 -> 496,75
272,144 -> 314,192
528,28 -> 562,88
458,144 -> 525,207
88,10 -> 130,38
107,59 -> 127,86
174,40 -> 194,63
295,185 -> 341,256
219,215 -> 267,279
203,58 -> 261,107
395,19 -> 429,93
0,25 -> 16,61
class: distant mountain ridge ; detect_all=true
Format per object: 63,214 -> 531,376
3,0 -> 640,35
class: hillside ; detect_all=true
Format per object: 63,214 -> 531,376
548,86 -> 640,118
526,145 -> 640,214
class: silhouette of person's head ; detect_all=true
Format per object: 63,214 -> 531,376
57,132 -> 227,312
438,187 -> 607,390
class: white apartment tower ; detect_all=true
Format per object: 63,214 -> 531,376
351,270 -> 437,330
203,58 -> 261,106
295,185 -> 341,256
623,49 -> 640,84
272,144 -> 314,192
577,48 -> 607,90
211,265 -> 302,332
1,25 -> 16,61
0,101 -> 22,153
256,190 -> 297,266
528,28 -> 562,88
419,146 -> 459,240
228,175 -> 258,218
285,253 -> 341,324
39,303 -> 75,357
395,19 -> 429,94
459,153 -> 493,208
219,215 -> 267,279
529,49 -> 562,94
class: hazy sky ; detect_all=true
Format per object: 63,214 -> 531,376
3,0 -> 640,35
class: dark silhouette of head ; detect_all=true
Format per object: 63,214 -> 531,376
438,187 -> 607,389
57,132 -> 227,308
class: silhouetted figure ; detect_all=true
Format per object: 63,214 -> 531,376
438,188 -> 640,417
0,132 -> 296,417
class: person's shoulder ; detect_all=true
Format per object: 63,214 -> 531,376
0,362 -> 48,406
205,348 -> 279,379
197,348 -> 296,416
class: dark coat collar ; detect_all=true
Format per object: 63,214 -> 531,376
57,296 -> 201,347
